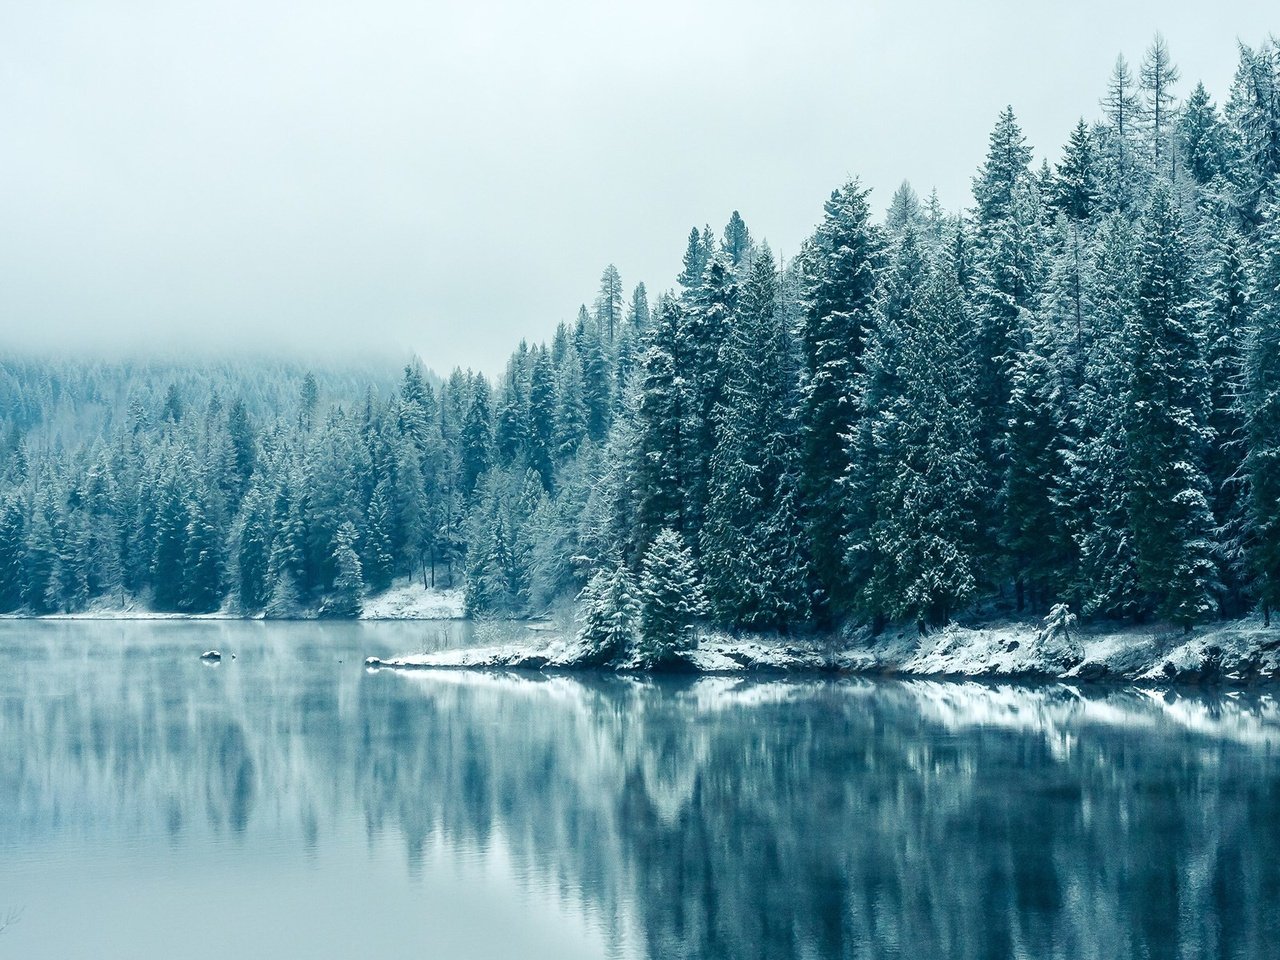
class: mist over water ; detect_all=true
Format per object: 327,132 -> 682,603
2,621 -> 1279,959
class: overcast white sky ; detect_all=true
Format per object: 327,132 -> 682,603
0,1 -> 1273,374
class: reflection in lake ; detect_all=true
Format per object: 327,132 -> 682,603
1,621 -> 1279,959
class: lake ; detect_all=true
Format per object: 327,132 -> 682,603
1,620 -> 1279,959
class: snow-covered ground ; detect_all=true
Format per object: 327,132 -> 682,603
369,615 -> 1280,686
358,582 -> 466,620
0,580 -> 467,621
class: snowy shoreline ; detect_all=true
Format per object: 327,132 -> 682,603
367,616 -> 1280,686
0,582 -> 467,622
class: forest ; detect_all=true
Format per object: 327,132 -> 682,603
1,36 -> 1279,652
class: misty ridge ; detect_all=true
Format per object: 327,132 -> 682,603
2,34 -> 1280,666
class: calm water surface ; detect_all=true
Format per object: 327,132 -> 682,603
2,620 -> 1279,959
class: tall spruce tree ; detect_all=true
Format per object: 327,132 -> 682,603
797,178 -> 882,621
1125,187 -> 1219,628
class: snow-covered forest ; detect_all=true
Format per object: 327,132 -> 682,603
2,36 -> 1280,642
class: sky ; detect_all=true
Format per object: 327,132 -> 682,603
0,0 -> 1274,375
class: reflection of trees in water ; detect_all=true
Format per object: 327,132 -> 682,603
3,625 -> 1280,959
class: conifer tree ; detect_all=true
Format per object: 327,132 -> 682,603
322,521 -> 364,618
721,211 -> 751,265
797,178 -> 882,620
576,563 -> 640,663
1053,120 -> 1099,221
1178,82 -> 1227,186
856,252 -> 984,630
636,528 -> 708,666
1243,202 -> 1280,623
1125,187 -> 1219,628
0,497 -> 26,612
1139,33 -> 1181,175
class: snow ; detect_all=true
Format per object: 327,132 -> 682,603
0,579 -> 467,622
370,616 -> 1280,685
358,582 -> 466,620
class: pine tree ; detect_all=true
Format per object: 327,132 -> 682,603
636,528 -> 708,666
576,563 -> 640,663
885,181 -> 923,238
721,211 -> 751,266
1053,119 -> 1099,221
1178,82 -> 1227,186
677,227 -> 708,293
235,481 -> 274,611
363,475 -> 397,592
1125,187 -> 1219,628
1058,215 -> 1142,618
182,491 -> 224,613
855,251 -> 984,630
1201,226 -> 1252,614
797,179 -> 882,620
1139,33 -> 1181,176
594,264 -> 624,344
0,496 -> 26,612
322,521 -> 364,618
1243,202 -> 1280,623
627,283 -> 650,335
459,377 -> 494,499
1099,55 -> 1145,214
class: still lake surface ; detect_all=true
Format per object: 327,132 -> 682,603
1,620 -> 1279,959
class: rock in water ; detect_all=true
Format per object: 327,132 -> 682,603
200,650 -> 222,662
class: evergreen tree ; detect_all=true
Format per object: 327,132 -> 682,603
1178,82 -> 1227,186
721,210 -> 751,265
636,528 -> 708,666
1243,202 -> 1280,622
322,521 -> 364,618
797,178 -> 882,620
855,251 -> 984,630
594,264 -> 624,343
0,497 -> 26,612
1053,119 -> 1099,221
576,563 -> 641,663
1139,33 -> 1181,175
1125,187 -> 1219,628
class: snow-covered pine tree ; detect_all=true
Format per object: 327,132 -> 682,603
857,243 -> 984,630
576,563 -> 640,664
1098,54 -> 1147,215
594,264 -> 624,343
797,178 -> 882,621
1139,33 -> 1181,177
1178,82 -> 1228,187
1125,186 -> 1220,628
702,247 -> 776,626
322,521 -> 364,618
0,496 -> 26,612
636,528 -> 708,666
1061,214 -> 1143,618
1052,119 -> 1100,222
1243,201 -> 1280,623
721,211 -> 752,266
1199,225 -> 1252,614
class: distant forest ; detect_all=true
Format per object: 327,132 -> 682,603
2,36 -> 1279,640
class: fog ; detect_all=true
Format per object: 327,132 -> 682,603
0,0 -> 1271,373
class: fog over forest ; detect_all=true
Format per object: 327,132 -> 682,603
3,34 -> 1280,662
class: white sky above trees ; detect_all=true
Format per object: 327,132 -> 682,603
0,0 -> 1272,374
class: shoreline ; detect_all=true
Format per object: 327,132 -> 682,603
366,616 -> 1280,686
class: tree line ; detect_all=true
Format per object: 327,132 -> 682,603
2,36 -> 1279,651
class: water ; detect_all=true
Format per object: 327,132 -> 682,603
2,621 -> 1279,959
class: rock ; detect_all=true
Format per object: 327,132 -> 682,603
1075,661 -> 1110,682
200,650 -> 222,662
364,656 -> 382,668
